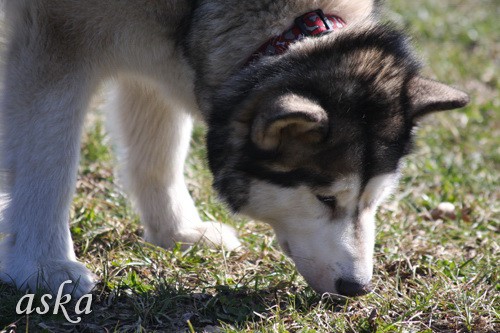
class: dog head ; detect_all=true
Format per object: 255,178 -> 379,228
206,24 -> 468,296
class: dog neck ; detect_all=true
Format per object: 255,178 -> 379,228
246,9 -> 346,65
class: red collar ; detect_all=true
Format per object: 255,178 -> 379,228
247,9 -> 346,64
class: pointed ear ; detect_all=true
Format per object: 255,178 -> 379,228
251,93 -> 328,150
407,76 -> 470,119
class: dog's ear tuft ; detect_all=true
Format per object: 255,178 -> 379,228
407,76 -> 470,120
251,93 -> 328,150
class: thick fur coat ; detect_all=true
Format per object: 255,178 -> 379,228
0,0 -> 468,297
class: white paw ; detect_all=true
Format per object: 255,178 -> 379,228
0,258 -> 96,297
145,221 -> 242,251
190,221 -> 242,251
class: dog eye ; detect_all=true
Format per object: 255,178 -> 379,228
316,195 -> 337,210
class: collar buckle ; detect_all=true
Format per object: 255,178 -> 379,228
294,9 -> 333,37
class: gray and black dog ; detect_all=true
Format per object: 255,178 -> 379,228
0,0 -> 468,297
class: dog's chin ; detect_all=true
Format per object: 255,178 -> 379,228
288,257 -> 373,298
303,277 -> 341,296
303,275 -> 373,298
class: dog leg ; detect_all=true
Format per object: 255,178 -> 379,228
110,78 -> 241,251
0,43 -> 96,296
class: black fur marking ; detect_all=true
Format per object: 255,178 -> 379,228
207,24 -> 423,211
237,162 -> 332,188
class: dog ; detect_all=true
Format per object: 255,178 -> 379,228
0,0 -> 468,297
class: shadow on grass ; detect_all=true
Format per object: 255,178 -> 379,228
0,280 -> 347,332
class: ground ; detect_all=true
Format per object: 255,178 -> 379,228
0,0 -> 498,332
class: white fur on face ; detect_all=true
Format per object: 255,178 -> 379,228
242,173 -> 398,294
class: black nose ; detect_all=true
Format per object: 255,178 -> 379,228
336,279 -> 373,297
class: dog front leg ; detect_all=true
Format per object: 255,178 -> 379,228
110,78 -> 241,251
0,46 -> 96,296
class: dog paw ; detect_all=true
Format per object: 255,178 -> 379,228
190,221 -> 242,251
145,221 -> 242,251
0,259 -> 96,297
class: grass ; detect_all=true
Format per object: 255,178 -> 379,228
1,0 -> 499,332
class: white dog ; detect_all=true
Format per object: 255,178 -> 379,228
0,0 -> 468,297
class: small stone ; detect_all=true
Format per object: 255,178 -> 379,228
430,202 -> 457,220
203,326 -> 224,333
